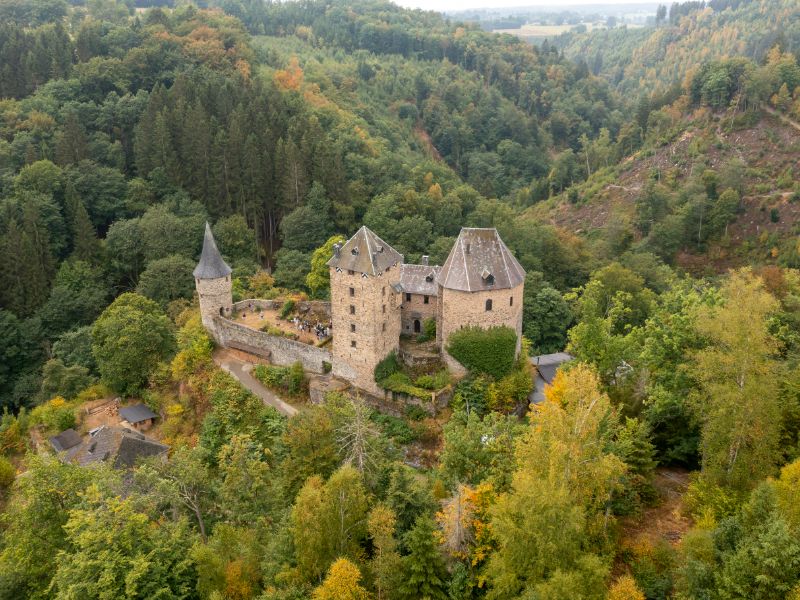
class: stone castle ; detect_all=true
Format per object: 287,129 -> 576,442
195,223 -> 525,397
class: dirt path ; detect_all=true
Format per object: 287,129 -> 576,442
620,467 -> 692,547
763,105 -> 800,133
214,350 -> 298,417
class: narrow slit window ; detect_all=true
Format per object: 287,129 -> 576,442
485,299 -> 493,311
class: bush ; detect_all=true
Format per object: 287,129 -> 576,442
446,326 -> 517,380
770,208 -> 780,223
404,405 -> 428,421
278,299 -> 295,320
253,362 -> 306,397
371,413 -> 417,444
29,396 -> 76,433
380,372 -> 430,400
416,318 -> 437,343
414,370 -> 451,390
374,351 -> 401,383
0,456 -> 14,494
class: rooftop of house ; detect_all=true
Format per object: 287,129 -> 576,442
327,226 -> 403,276
530,352 -> 574,404
438,227 -> 525,292
49,428 -> 82,453
194,222 -> 232,280
72,426 -> 169,469
399,263 -> 441,296
119,403 -> 158,425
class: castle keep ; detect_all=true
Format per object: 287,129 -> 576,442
196,224 -> 524,397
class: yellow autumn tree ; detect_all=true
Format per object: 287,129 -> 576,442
609,575 -> 646,600
312,558 -> 370,600
486,363 -> 625,597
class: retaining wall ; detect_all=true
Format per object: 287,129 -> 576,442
214,317 -> 332,374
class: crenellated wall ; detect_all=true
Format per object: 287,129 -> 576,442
214,317 -> 332,374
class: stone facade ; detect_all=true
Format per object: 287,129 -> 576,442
400,292 -> 437,335
195,224 -> 526,400
329,265 -> 402,396
437,284 -> 524,365
196,275 -> 232,342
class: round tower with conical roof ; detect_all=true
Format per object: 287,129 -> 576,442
194,222 -> 233,342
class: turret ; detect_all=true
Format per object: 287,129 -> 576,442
194,222 -> 233,341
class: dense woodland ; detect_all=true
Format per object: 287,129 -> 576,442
3,0 -> 800,598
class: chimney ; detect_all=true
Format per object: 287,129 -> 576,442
333,243 -> 341,258
421,255 -> 429,266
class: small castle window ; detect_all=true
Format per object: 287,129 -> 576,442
382,323 -> 386,332
424,295 -> 429,304
351,340 -> 357,348
382,286 -> 386,296
406,293 -> 411,302
382,305 -> 386,314
510,296 -> 514,306
349,287 -> 355,297
350,324 -> 356,333
349,305 -> 356,315
485,299 -> 493,311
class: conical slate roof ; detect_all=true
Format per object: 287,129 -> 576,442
327,226 -> 403,276
193,222 -> 232,279
438,228 -> 525,292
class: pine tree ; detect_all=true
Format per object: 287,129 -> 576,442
65,183 -> 100,262
400,516 -> 447,600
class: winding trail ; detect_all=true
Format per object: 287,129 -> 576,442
214,350 -> 298,417
763,105 -> 800,133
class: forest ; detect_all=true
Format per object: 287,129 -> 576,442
2,0 -> 800,598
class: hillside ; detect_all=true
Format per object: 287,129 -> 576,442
556,0 -> 800,95
531,108 -> 800,274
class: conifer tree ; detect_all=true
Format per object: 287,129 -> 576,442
400,516 -> 447,600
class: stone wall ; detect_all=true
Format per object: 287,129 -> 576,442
233,299 -> 331,317
214,317 -> 332,374
329,264 -> 402,396
400,292 -> 438,335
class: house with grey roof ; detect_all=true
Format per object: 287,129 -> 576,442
71,426 -> 168,469
49,428 -> 83,462
119,403 -> 158,431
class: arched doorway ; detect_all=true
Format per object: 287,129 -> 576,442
413,319 -> 421,333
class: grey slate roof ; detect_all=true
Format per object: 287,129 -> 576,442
438,228 -> 525,292
49,428 -> 82,452
399,264 -> 441,296
194,222 -> 232,280
119,403 -> 158,424
327,226 -> 403,276
73,426 -> 168,469
529,352 -> 574,405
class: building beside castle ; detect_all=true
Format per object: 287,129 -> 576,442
195,223 -> 524,398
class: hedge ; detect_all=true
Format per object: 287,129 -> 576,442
446,325 -> 517,380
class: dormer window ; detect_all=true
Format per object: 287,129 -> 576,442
425,273 -> 434,282
376,245 -> 384,253
351,247 -> 359,256
481,268 -> 494,286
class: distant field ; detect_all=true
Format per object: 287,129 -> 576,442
494,22 -> 642,41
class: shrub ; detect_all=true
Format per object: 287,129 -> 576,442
446,326 -> 517,380
278,299 -> 295,320
415,370 -> 451,391
253,362 -> 306,397
404,405 -> 428,421
416,318 -> 437,343
374,351 -> 401,383
380,372 -> 430,400
371,413 -> 417,444
29,396 -> 76,433
770,208 -> 780,223
0,456 -> 14,494
487,367 -> 533,413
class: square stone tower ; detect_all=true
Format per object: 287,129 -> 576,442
436,228 -> 525,370
328,226 -> 403,395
